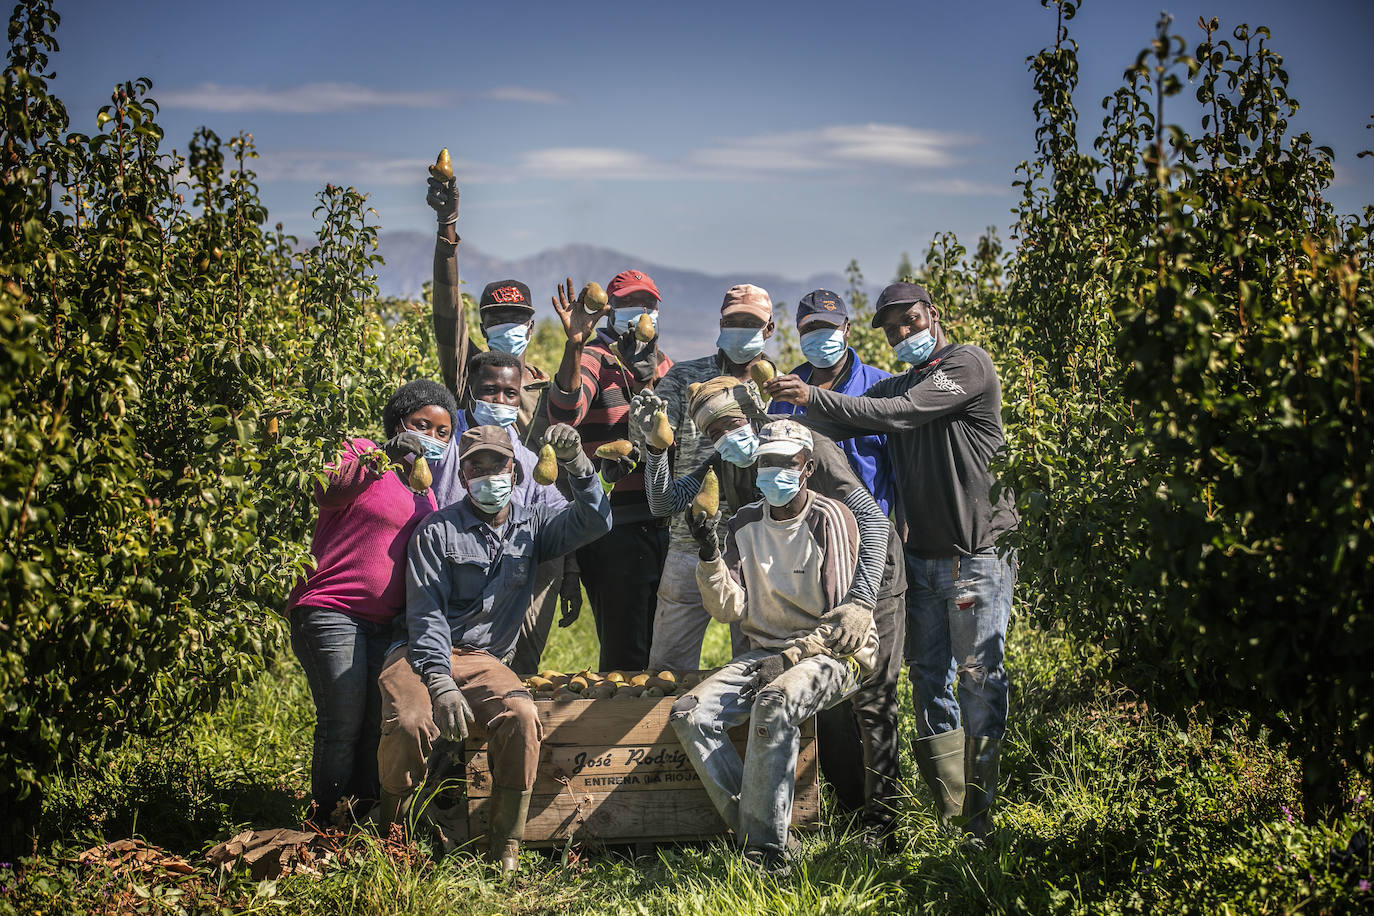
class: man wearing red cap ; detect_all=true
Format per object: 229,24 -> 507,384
548,270 -> 674,670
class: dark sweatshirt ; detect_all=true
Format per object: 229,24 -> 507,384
800,343 -> 1018,559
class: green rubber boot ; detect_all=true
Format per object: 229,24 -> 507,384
963,736 -> 1002,841
487,787 -> 532,874
913,728 -> 966,829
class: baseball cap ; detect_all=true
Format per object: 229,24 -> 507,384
795,289 -> 849,328
479,279 -> 535,316
871,282 -> 933,327
755,418 -> 814,458
457,425 -> 515,461
720,284 -> 772,321
606,269 -> 661,301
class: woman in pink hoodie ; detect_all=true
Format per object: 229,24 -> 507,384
286,379 -> 457,822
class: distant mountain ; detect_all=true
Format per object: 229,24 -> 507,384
373,232 -> 868,355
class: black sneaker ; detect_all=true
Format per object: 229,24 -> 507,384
742,845 -> 792,878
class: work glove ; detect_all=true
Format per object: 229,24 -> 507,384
820,602 -> 874,657
544,423 -> 594,478
685,506 -> 722,561
425,672 -> 475,743
557,571 -> 583,628
384,430 -> 426,464
598,443 -> 641,484
629,390 -> 672,451
740,652 -> 790,702
426,175 -> 459,226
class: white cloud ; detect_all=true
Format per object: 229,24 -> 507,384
482,86 -> 566,105
250,149 -> 493,186
518,147 -> 669,180
906,177 -> 1009,196
688,123 -> 973,174
158,81 -> 566,114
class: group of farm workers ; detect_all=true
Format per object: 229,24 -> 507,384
284,169 -> 1018,876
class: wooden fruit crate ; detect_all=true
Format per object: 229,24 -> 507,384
463,688 -> 818,847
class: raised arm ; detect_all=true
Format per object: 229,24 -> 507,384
548,278 -> 612,425
426,174 -> 472,401
532,424 -> 613,562
643,446 -> 709,517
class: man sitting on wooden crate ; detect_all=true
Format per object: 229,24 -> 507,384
670,419 -> 879,875
377,423 -> 610,873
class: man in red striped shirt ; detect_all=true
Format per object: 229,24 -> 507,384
548,270 -> 674,670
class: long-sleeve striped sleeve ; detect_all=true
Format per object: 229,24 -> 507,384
839,486 -> 887,610
644,447 -> 707,518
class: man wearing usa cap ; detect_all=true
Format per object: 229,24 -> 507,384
767,288 -> 907,849
635,375 -> 900,844
767,281 -> 1019,841
376,422 -> 610,872
547,270 -> 673,671
670,419 -> 878,875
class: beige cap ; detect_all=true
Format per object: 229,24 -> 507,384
720,284 -> 773,322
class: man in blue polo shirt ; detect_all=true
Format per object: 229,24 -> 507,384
768,289 -> 908,849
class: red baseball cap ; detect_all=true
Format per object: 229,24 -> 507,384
606,269 -> 661,302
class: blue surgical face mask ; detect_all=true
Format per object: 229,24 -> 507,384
472,399 -> 519,429
467,472 -> 513,513
756,466 -> 804,507
893,328 -> 935,367
716,326 -> 767,365
485,322 -> 530,357
415,432 -> 449,463
715,425 -> 759,468
613,308 -> 657,337
799,327 -> 847,369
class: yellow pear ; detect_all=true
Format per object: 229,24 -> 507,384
691,468 -> 719,521
533,443 -> 558,486
595,439 -> 634,459
648,410 -> 674,450
749,359 -> 777,403
580,281 -> 608,314
634,312 -> 655,342
429,147 -> 453,180
409,455 -> 433,492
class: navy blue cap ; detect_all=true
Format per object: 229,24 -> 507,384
479,279 -> 535,315
795,289 -> 849,328
871,282 -> 933,327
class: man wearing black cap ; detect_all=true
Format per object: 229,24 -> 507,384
768,289 -> 907,848
767,282 -> 1019,841
376,422 -> 610,871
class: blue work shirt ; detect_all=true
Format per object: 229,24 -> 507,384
768,347 -> 895,517
404,470 -> 611,675
430,410 -> 567,513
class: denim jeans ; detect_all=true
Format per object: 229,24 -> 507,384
905,548 -> 1017,740
670,649 -> 860,853
289,605 -> 391,815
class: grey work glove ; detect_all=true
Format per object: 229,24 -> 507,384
598,443 -> 641,483
425,671 -> 475,743
685,507 -> 722,561
384,430 -> 426,464
740,652 -> 790,702
544,423 -> 594,478
820,602 -> 874,657
426,175 -> 459,225
628,390 -> 667,447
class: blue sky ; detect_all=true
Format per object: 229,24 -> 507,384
51,0 -> 1373,282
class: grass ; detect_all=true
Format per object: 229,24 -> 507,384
6,609 -> 1372,915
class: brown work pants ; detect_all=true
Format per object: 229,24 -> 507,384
378,646 -> 540,796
